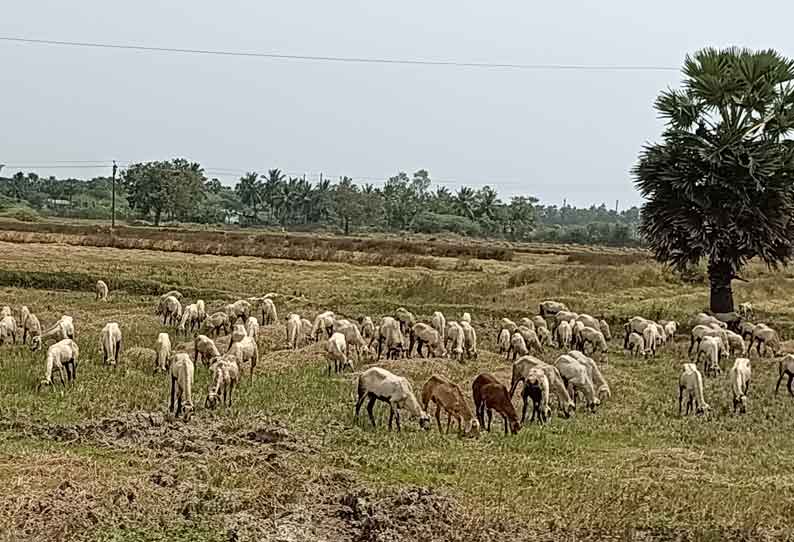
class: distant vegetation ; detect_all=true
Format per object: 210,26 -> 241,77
0,163 -> 641,246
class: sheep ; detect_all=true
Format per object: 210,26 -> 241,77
724,330 -> 746,357
96,280 -> 109,301
662,320 -> 678,343
571,320 -> 586,350
19,305 -> 30,330
312,311 -> 335,340
228,336 -> 258,378
169,352 -> 195,420
99,322 -> 122,367
155,332 -> 172,372
749,324 -> 780,358
739,321 -> 756,342
599,319 -> 612,341
395,307 -> 416,335
576,314 -> 600,331
431,311 -> 447,343
325,331 -> 353,376
556,320 -> 573,350
420,374 -> 479,435
31,315 -> 74,352
579,326 -> 608,359
159,296 -> 182,326
0,319 -> 14,346
688,324 -> 727,357
626,332 -> 644,357
729,357 -> 751,414
195,300 -> 206,324
517,325 -> 543,354
334,319 -> 371,361
539,300 -> 569,317
775,354 -> 794,396
678,363 -> 710,416
508,332 -> 529,361
205,355 -> 240,409
445,321 -> 465,362
537,326 -> 552,347
355,367 -> 431,431
497,328 -> 511,355
460,320 -> 478,360
202,311 -> 230,336
22,313 -> 41,345
300,318 -> 313,343
623,316 -> 653,348
0,314 -> 17,344
410,323 -> 446,358
375,316 -> 405,360
693,312 -> 726,329
225,299 -> 252,324
509,355 -> 575,418
553,311 -> 579,335
518,317 -> 536,332
178,304 -> 201,335
498,317 -> 518,339
568,350 -> 611,400
360,316 -> 375,341
643,324 -> 660,357
697,336 -> 723,377
472,373 -> 521,435
260,298 -> 278,325
532,315 -> 548,330
286,313 -> 302,349
37,339 -> 79,390
0,306 -> 11,318
461,312 -> 472,324
245,317 -> 260,342
193,334 -> 220,367
228,323 -> 248,350
158,290 -> 183,310
555,354 -> 600,412
653,322 -> 667,346
521,367 -> 551,425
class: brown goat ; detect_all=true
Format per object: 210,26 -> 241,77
472,373 -> 521,435
421,374 -> 480,435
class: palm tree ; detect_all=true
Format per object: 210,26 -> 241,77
635,47 -> 794,314
235,172 -> 262,222
262,169 -> 285,222
475,185 -> 500,221
455,187 -> 476,220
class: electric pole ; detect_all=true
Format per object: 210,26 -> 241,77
111,160 -> 117,229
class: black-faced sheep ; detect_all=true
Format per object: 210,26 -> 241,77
509,355 -> 574,418
521,367 -> 551,425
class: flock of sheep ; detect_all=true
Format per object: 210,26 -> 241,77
5,280 -> 793,432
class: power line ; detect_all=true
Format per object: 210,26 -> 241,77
0,36 -> 680,72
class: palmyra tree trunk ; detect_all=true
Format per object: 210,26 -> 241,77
708,258 -> 735,314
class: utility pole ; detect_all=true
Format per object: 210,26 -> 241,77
615,199 -> 619,213
111,160 -> 117,229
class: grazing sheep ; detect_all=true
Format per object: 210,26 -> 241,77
623,316 -> 653,348
678,363 -> 710,416
571,320 -> 586,350
228,335 -> 258,378
260,298 -> 278,325
431,311 -> 447,343
724,330 -> 746,357
775,354 -> 794,396
521,367 -> 551,424
653,322 -> 667,346
643,325 -> 660,357
228,323 -> 248,350
472,373 -> 521,435
203,311 -> 230,337
555,354 -> 600,412
395,307 -> 416,335
169,353 -> 194,420
19,305 -> 30,329
497,328 -> 511,355
360,316 -> 375,341
576,314 -> 600,331
37,339 -> 79,390
420,374 -> 479,435
662,321 -> 678,344
517,326 -> 543,354
205,355 -> 240,409
749,324 -> 780,358
599,319 -> 612,341
22,313 -> 41,345
739,320 -> 756,342
737,302 -> 754,319
155,332 -> 172,372
193,334 -> 220,367
159,296 -> 182,326
376,316 -> 405,360
355,367 -> 431,431
460,321 -> 478,361
195,300 -> 206,324
178,304 -> 201,335
225,299 -> 252,324
579,326 -> 608,359
157,290 -> 183,311
518,317 -> 536,332
334,320 -> 371,362
627,332 -> 644,357
286,313 -> 302,349
99,322 -> 122,367
312,311 -> 335,340
445,321 -> 465,362
245,317 -> 260,342
509,355 -> 575,418
0,306 -> 11,318
532,315 -> 547,330
31,315 -> 74,352
688,324 -> 727,357
568,350 -> 610,400
537,326 -> 552,347
96,280 -> 109,301
539,300 -> 569,317
693,312 -> 726,329
326,332 -> 352,375
553,311 -> 579,334
300,318 -> 313,343
697,336 -> 723,377
410,323 -> 446,358
461,312 -> 472,324
508,332 -> 529,361
0,315 -> 17,344
556,321 -> 573,350
729,357 -> 751,414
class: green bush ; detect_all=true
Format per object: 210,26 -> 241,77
411,212 -> 482,236
0,207 -> 40,222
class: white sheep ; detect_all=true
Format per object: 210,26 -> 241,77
509,355 -> 575,418
737,302 -> 754,319
360,316 -> 375,340
410,323 -> 446,358
508,332 -> 529,361
623,316 -> 653,349
729,357 -> 751,414
225,299 -> 252,324
205,356 -> 240,409
521,367 -> 551,424
228,335 -> 258,378
228,323 -> 248,350
202,311 -> 230,336
556,320 -> 573,350
662,320 -> 678,344
300,318 -> 313,344
312,311 -> 335,340
724,330 -> 746,357
627,332 -> 644,357
245,317 -> 260,342
377,316 -> 404,360
739,320 -> 756,342
19,305 -> 30,329
517,325 -> 543,354
553,311 -> 579,335
579,326 -> 608,359
178,304 -> 200,335
326,331 -> 352,374
159,296 -> 182,326
195,300 -> 206,324
155,332 -> 172,372
537,326 -> 552,347
460,320 -> 478,360
532,315 -> 547,330
395,307 -> 416,335
576,314 -> 600,331
96,280 -> 109,301
0,314 -> 17,344
568,350 -> 610,400
497,328 -> 511,354
431,311 -> 447,343
445,321 -> 465,362
539,300 -> 568,317
697,336 -> 723,377
692,312 -> 726,329
38,338 -> 80,390
555,354 -> 600,412
688,324 -> 727,357
749,324 -> 780,358
678,363 -> 710,416
775,354 -> 794,396
599,319 -> 612,341
355,367 -> 431,431
169,352 -> 195,420
653,322 -> 667,346
194,334 -> 220,367
31,315 -> 74,352
499,317 -> 518,338
260,298 -> 278,325
99,322 -> 122,367
518,317 -> 536,332
0,306 -> 11,318
571,320 -> 586,350
334,319 -> 371,361
642,324 -> 660,357
286,313 -> 302,349
461,312 -> 472,324
22,313 -> 41,345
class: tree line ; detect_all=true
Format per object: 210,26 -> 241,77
0,160 -> 641,245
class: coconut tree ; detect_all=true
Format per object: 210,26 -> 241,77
235,172 -> 262,223
635,47 -> 794,314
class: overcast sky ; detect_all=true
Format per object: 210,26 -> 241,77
1,1 -> 792,207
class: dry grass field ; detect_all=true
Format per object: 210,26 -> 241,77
2,237 -> 794,541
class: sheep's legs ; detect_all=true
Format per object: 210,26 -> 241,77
354,391 -> 367,422
366,396 -> 377,427
787,374 -> 794,398
169,377 -> 177,413
678,386 -> 684,416
520,396 -> 529,424
502,414 -> 508,435
486,409 -> 493,432
434,403 -> 443,433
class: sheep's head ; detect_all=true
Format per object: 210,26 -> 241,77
418,413 -> 431,431
36,379 -> 51,392
205,393 -> 219,409
696,403 -> 712,416
30,336 -> 42,352
739,395 -> 748,414
466,419 -> 481,437
509,419 -> 522,435
598,385 -> 611,401
344,358 -> 354,372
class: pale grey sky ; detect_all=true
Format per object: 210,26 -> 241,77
1,1 -> 791,207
